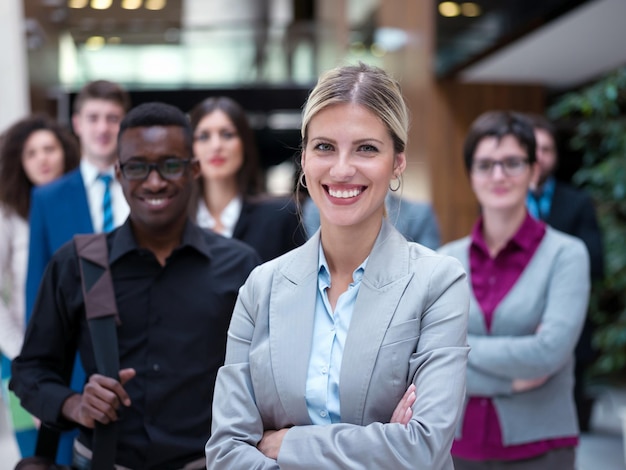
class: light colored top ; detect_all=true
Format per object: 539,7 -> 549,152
195,196 -> 242,238
306,244 -> 366,425
206,220 -> 470,470
81,159 -> 129,232
0,205 -> 28,359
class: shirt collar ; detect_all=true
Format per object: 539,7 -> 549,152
470,211 -> 545,255
81,159 -> 116,185
109,218 -> 213,264
538,175 -> 556,198
195,196 -> 242,238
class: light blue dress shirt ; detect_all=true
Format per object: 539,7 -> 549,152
527,176 -> 556,221
305,243 -> 367,425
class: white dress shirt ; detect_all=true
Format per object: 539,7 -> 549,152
81,160 -> 129,232
195,196 -> 242,238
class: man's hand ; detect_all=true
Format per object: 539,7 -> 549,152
390,384 -> 416,426
258,428 -> 289,460
62,368 -> 136,428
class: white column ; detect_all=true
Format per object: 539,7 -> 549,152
0,0 -> 30,132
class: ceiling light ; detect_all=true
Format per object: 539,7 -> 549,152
91,0 -> 112,10
145,0 -> 166,10
461,2 -> 481,17
121,0 -> 142,9
68,0 -> 88,8
85,36 -> 106,50
439,2 -> 461,18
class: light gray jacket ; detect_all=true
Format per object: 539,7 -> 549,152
206,220 -> 469,469
438,226 -> 590,445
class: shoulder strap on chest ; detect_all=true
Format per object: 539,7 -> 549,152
73,233 -> 119,470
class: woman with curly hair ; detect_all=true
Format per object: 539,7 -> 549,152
0,113 -> 80,457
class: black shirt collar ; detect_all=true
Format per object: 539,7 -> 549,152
109,218 -> 213,264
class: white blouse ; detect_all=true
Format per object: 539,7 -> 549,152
0,204 -> 28,359
195,196 -> 242,238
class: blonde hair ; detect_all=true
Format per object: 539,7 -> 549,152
301,62 -> 409,154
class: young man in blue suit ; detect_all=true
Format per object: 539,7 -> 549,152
25,80 -> 131,464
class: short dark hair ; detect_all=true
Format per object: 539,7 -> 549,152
189,96 -> 262,196
73,80 -> 131,115
0,114 -> 80,219
463,110 -> 536,173
525,113 -> 557,142
118,102 -> 193,156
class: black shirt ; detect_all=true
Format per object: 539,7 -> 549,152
11,219 -> 261,469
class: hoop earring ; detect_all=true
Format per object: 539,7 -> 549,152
298,172 -> 307,189
389,175 -> 401,192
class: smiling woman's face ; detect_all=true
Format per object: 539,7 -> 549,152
302,102 -> 405,232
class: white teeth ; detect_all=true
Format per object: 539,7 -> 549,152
328,188 -> 361,198
146,198 -> 166,206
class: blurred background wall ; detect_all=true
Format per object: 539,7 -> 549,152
4,0 -> 626,242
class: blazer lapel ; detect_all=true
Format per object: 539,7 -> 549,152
269,233 -> 319,424
232,199 -> 252,240
340,220 -> 413,424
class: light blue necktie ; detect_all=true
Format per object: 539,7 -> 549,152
97,173 -> 114,232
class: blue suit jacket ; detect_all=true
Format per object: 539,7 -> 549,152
26,168 -> 92,464
26,168 -> 93,322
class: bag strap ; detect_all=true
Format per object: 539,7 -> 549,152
74,233 -> 120,470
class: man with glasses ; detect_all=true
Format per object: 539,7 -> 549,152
11,102 -> 261,469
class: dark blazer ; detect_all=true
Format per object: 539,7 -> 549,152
545,181 -> 604,280
542,180 -> 604,363
26,168 -> 93,321
232,196 -> 306,262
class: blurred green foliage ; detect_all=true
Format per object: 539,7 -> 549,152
548,66 -> 626,381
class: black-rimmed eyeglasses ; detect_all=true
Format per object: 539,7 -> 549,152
471,157 -> 529,177
119,158 -> 193,181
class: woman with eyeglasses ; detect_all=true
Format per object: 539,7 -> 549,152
188,96 -> 306,262
438,111 -> 590,470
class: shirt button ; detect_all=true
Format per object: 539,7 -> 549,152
321,366 -> 328,375
320,410 -> 327,418
152,363 -> 160,372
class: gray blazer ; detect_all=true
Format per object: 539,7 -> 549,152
206,220 -> 469,469
438,226 -> 590,445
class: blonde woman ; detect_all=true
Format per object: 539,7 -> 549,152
206,63 -> 470,469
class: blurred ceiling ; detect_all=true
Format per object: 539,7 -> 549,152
457,0 -> 626,90
21,0 -> 626,91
